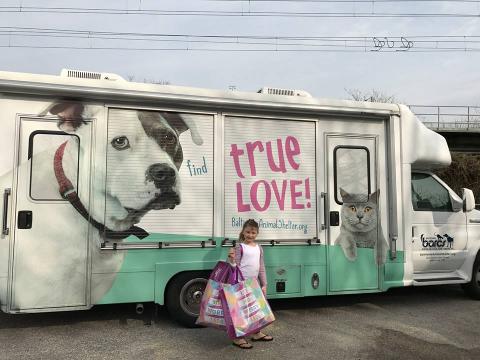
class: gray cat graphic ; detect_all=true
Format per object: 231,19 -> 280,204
334,188 -> 389,265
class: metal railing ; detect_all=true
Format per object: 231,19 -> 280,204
408,105 -> 480,131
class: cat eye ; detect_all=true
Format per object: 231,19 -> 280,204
349,205 -> 356,212
364,207 -> 372,213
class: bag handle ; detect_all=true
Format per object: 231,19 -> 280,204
227,265 -> 244,284
235,266 -> 245,282
210,261 -> 234,282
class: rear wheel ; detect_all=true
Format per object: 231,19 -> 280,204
165,271 -> 209,327
462,255 -> 480,300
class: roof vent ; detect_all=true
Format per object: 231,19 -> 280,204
60,69 -> 125,81
257,86 -> 312,97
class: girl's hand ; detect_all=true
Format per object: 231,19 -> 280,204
227,248 -> 235,263
261,286 -> 267,296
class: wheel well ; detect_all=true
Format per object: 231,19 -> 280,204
474,250 -> 480,267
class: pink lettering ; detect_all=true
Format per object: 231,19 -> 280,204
236,182 -> 251,212
290,180 -> 304,209
271,180 -> 287,210
246,141 -> 264,176
250,180 -> 271,212
266,139 -> 286,173
236,178 -> 311,212
305,178 -> 311,208
229,144 -> 245,178
285,136 -> 301,170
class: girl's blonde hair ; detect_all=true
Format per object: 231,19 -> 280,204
239,219 -> 260,242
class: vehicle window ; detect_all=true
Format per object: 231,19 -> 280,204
411,173 -> 452,211
334,146 -> 371,204
106,109 -> 214,238
30,131 -> 79,201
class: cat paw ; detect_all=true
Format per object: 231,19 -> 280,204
344,247 -> 357,261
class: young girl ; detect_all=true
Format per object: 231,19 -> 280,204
227,219 -> 273,349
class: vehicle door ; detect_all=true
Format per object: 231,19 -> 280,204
9,116 -> 92,311
320,119 -> 388,293
411,172 -> 468,273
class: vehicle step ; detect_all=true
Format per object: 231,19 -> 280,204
414,277 -> 464,282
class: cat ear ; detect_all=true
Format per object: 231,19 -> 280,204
369,189 -> 380,203
339,188 -> 349,201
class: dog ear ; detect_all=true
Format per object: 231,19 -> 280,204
161,113 -> 203,145
39,101 -> 85,132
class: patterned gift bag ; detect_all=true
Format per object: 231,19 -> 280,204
220,277 -> 275,339
196,261 -> 235,329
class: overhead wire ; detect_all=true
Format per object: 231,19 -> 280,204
0,6 -> 480,18
1,26 -> 480,40
213,0 -> 480,2
0,27 -> 479,52
1,44 -> 479,52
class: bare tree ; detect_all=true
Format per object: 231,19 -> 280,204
434,153 -> 480,204
127,75 -> 171,85
345,88 -> 397,103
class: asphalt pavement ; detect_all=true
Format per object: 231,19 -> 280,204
0,285 -> 478,360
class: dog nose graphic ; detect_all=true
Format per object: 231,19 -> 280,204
147,163 -> 176,185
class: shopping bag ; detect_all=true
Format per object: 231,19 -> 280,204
221,276 -> 275,339
196,261 -> 236,329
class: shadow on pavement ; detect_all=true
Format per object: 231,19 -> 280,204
0,284 -> 469,330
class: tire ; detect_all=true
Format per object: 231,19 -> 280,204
165,271 -> 209,327
462,254 -> 480,300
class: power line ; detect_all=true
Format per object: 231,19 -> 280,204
1,27 -> 480,52
1,26 -> 479,41
2,44 -> 479,52
0,28 -> 477,52
0,26 -> 480,52
215,0 -> 480,2
1,6 -> 480,18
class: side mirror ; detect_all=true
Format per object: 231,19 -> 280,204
450,194 -> 463,212
448,190 -> 463,212
462,188 -> 475,212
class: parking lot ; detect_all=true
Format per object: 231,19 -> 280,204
0,285 -> 478,360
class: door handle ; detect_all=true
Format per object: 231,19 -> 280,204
17,211 -> 33,229
390,236 -> 397,260
321,192 -> 327,230
330,211 -> 340,226
2,188 -> 11,235
411,226 -> 417,243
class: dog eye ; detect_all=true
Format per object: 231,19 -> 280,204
163,133 -> 176,145
111,136 -> 130,150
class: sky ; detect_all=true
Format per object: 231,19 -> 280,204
0,0 -> 479,105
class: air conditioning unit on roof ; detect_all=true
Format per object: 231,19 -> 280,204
257,86 -> 312,97
60,69 -> 125,82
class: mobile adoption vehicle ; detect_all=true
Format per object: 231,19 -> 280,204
0,69 -> 479,327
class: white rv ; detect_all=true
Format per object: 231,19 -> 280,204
0,69 -> 478,327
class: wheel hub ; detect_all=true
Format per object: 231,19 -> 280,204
193,290 -> 203,301
179,278 -> 208,317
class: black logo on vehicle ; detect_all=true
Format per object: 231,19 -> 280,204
421,234 -> 454,249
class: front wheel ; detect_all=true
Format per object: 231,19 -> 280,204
461,255 -> 480,300
165,271 -> 209,327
